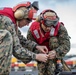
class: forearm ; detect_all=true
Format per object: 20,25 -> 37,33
18,30 -> 38,51
27,29 -> 39,51
0,16 -> 37,63
12,28 -> 37,63
55,25 -> 71,58
13,45 -> 36,63
55,39 -> 70,58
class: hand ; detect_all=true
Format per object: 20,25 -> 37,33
48,50 -> 56,59
36,45 -> 48,54
36,54 -> 49,62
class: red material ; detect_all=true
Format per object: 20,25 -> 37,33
40,9 -> 55,15
13,1 -> 37,20
11,63 -> 19,67
13,2 -> 31,11
65,61 -> 73,65
30,21 -> 61,51
26,63 -> 34,67
0,7 -> 16,24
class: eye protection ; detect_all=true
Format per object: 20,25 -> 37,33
44,17 -> 59,27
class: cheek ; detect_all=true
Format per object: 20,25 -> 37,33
24,20 -> 30,25
42,26 -> 46,30
22,21 -> 27,26
19,21 -> 26,27
45,28 -> 51,32
42,27 -> 47,32
46,27 -> 51,30
25,22 -> 29,25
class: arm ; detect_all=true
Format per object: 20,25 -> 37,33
18,29 -> 38,51
27,29 -> 37,42
18,29 -> 48,53
1,16 -> 48,63
1,16 -> 37,63
55,24 -> 70,58
49,24 -> 70,59
27,29 -> 40,53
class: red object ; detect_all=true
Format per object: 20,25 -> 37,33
11,63 -> 15,67
30,21 -> 61,51
13,1 -> 37,20
0,7 -> 16,24
11,63 -> 19,67
13,2 -> 31,12
65,61 -> 73,65
26,63 -> 34,67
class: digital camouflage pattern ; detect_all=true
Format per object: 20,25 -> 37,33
27,23 -> 70,75
0,15 -> 37,75
0,30 -> 12,75
49,24 -> 70,58
17,29 -> 38,63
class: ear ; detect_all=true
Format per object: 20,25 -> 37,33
36,15 -> 43,22
14,9 -> 24,20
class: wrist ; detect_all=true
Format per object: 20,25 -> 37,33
35,54 -> 38,60
33,44 -> 38,51
32,53 -> 36,60
35,44 -> 39,49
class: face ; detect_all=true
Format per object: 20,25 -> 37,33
18,19 -> 31,28
41,24 -> 51,32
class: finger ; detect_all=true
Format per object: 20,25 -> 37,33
42,59 -> 46,62
44,59 -> 47,62
41,50 -> 46,54
46,55 -> 49,57
50,55 -> 56,59
44,47 -> 48,53
48,54 -> 55,59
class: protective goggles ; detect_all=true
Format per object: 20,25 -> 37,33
44,17 -> 59,27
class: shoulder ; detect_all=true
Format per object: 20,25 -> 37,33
59,22 -> 65,28
59,22 -> 64,27
58,22 -> 67,32
30,21 -> 40,30
31,21 -> 40,26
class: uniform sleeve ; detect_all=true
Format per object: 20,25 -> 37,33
18,29 -> 38,51
27,29 -> 37,42
1,16 -> 36,63
55,24 -> 71,58
27,29 -> 41,54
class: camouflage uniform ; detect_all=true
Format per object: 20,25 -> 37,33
0,15 -> 37,75
27,23 -> 70,75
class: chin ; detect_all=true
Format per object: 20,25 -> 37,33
45,31 -> 50,32
19,26 -> 22,28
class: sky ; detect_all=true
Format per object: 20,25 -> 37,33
0,0 -> 76,55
